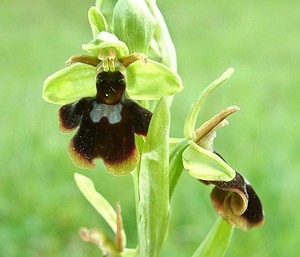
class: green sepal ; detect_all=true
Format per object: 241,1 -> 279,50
113,0 -> 156,54
74,173 -> 127,248
88,6 -> 108,38
191,217 -> 234,257
184,68 -> 234,140
82,31 -> 129,58
96,0 -> 118,29
139,97 -> 170,257
182,141 -> 235,181
126,59 -> 183,100
42,63 -> 96,105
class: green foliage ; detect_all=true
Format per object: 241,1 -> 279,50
191,218 -> 233,257
138,98 -> 170,257
74,173 -> 127,246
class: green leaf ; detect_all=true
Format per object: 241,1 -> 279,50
184,68 -> 234,140
82,31 -> 129,58
42,63 -> 96,105
169,139 -> 189,198
74,173 -> 127,247
182,141 -> 235,181
88,6 -> 108,38
138,97 -> 170,257
112,0 -> 156,54
126,59 -> 183,100
191,218 -> 234,257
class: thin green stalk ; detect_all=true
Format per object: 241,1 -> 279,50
169,139 -> 189,198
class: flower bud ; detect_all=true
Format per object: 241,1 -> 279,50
113,0 -> 156,54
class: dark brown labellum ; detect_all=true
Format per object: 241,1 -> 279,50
199,153 -> 264,230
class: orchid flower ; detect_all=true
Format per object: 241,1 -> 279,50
179,68 -> 264,230
42,7 -> 182,175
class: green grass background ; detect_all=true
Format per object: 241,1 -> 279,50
1,0 -> 299,256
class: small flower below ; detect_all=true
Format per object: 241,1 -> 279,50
200,154 -> 264,231
59,65 -> 152,175
183,104 -> 264,230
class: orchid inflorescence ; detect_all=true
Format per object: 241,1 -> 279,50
43,0 -> 264,256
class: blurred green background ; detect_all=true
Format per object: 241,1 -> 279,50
1,0 -> 299,256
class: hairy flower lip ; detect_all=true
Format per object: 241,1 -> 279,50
60,96 -> 152,175
200,153 -> 264,231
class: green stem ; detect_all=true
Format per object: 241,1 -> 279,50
138,98 -> 170,257
132,136 -> 145,249
131,169 -> 140,248
169,139 -> 189,198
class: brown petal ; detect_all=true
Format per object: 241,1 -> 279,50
59,98 -> 92,133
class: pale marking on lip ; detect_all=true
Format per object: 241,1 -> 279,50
90,102 -> 123,124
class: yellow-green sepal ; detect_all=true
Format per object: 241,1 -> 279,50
182,141 -> 235,181
184,68 -> 234,140
42,63 -> 96,105
126,59 -> 183,100
95,0 -> 117,28
82,31 -> 129,58
88,6 -> 108,38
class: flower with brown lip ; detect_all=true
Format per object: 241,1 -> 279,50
59,65 -> 152,175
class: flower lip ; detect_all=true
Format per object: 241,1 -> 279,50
59,97 -> 152,175
96,71 -> 126,105
200,152 -> 264,231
